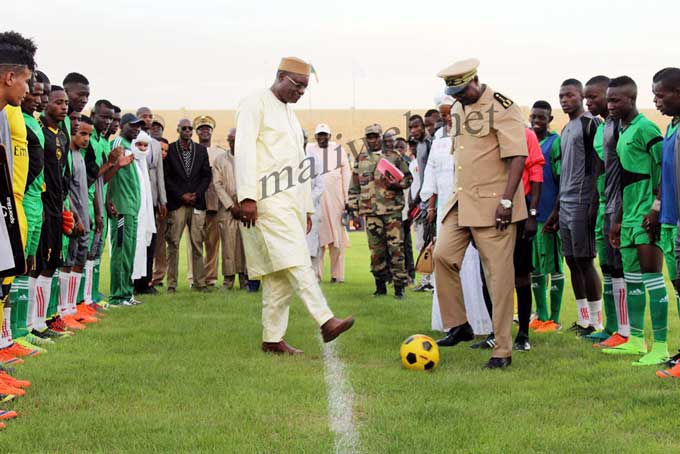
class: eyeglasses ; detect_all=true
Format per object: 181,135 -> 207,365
286,75 -> 307,90
180,126 -> 193,131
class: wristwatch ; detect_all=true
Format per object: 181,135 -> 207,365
529,208 -> 538,217
499,199 -> 513,209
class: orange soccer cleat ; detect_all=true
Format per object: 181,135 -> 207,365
77,303 -> 98,316
529,319 -> 547,330
0,382 -> 25,397
534,320 -> 562,333
76,303 -> 105,317
594,333 -> 628,349
61,315 -> 86,331
0,373 -> 31,389
657,362 -> 680,378
2,343 -> 42,358
0,351 -> 23,366
0,409 -> 17,420
73,309 -> 99,324
48,317 -> 75,336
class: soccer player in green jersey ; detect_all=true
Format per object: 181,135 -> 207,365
84,100 -> 115,309
63,73 -> 89,116
604,76 -> 668,366
105,105 -> 121,141
104,114 -> 142,306
17,75 -> 52,350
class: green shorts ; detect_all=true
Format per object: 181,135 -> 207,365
25,221 -> 42,258
620,224 -> 654,249
22,194 -> 43,257
661,224 -> 677,280
532,222 -> 563,274
620,223 -> 660,272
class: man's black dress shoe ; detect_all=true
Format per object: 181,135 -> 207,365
436,323 -> 474,347
483,357 -> 512,369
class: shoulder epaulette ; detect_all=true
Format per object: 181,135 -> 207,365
493,92 -> 513,109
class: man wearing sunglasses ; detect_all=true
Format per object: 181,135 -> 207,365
235,57 -> 354,355
163,118 -> 212,293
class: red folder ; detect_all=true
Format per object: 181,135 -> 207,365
377,158 -> 404,183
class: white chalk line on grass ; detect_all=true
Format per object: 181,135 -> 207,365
319,336 -> 360,454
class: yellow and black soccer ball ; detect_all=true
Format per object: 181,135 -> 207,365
400,334 -> 439,371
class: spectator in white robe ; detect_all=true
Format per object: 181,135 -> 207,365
131,131 -> 157,281
306,124 -> 351,283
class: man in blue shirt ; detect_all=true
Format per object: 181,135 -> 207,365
648,67 -> 680,378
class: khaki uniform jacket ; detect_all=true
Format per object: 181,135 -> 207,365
443,85 -> 528,227
213,151 -> 247,275
205,146 -> 226,213
212,151 -> 237,213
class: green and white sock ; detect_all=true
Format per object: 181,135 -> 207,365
625,272 -> 646,340
549,273 -> 564,323
643,272 -> 669,343
531,273 -> 549,321
93,259 -> 101,302
612,277 -> 628,337
9,275 -> 29,339
47,273 -> 60,319
602,275 -> 618,334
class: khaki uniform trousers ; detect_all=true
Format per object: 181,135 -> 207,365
204,211 -> 221,285
166,206 -> 207,290
261,265 -> 334,343
218,207 -> 247,284
433,207 -> 516,358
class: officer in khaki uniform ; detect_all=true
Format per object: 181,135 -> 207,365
348,125 -> 413,299
432,59 -> 528,369
192,115 -> 224,286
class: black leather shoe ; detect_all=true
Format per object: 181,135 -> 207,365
436,323 -> 474,347
483,357 -> 512,369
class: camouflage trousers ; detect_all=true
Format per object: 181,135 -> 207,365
366,213 -> 407,287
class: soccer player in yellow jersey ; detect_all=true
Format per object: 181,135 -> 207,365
0,30 -> 39,425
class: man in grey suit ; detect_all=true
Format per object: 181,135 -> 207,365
135,107 -> 168,294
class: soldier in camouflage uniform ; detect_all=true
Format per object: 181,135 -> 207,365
348,124 -> 413,299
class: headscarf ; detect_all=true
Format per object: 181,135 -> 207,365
131,130 -> 156,280
132,130 -> 152,161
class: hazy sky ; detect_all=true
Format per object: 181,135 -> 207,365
8,0 -> 679,110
